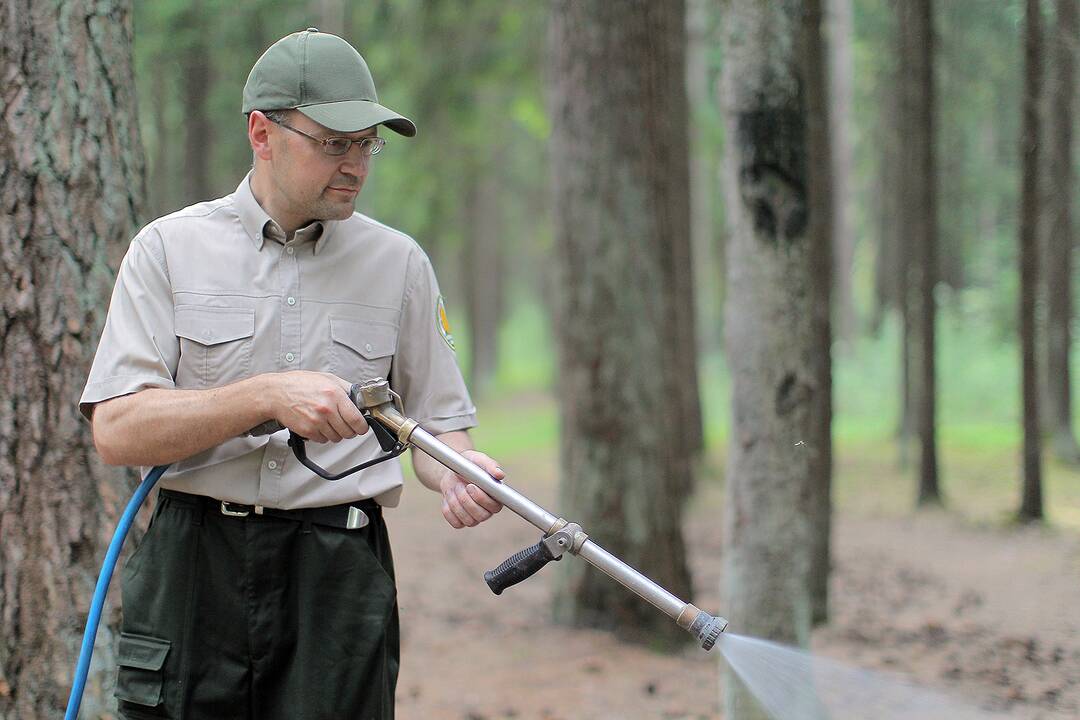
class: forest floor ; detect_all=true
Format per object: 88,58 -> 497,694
389,433 -> 1080,719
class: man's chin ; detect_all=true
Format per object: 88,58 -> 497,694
329,204 -> 355,220
314,199 -> 356,221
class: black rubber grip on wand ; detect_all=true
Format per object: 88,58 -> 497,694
247,420 -> 285,436
484,539 -> 560,595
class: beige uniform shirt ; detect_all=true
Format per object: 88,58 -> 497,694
80,172 -> 476,509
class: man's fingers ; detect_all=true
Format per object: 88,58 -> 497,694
307,428 -> 331,443
442,501 -> 464,529
328,376 -> 368,437
465,483 -> 502,514
445,491 -> 475,527
338,399 -> 370,437
463,451 -> 506,483
454,483 -> 492,524
323,412 -> 352,443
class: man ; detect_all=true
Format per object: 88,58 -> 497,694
80,28 -> 502,719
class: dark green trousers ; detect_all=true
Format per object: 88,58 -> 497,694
115,490 -> 399,720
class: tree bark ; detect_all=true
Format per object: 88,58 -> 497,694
1019,0 -> 1045,522
464,149 -> 504,396
870,18 -> 915,460
898,0 -> 941,505
549,0 -> 695,648
827,0 -> 856,343
720,0 -> 827,713
312,0 -> 348,36
180,0 -> 214,204
804,0 -> 836,628
1044,0 -> 1079,463
0,1 -> 145,716
872,58 -> 903,335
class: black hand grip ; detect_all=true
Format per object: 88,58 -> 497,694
484,540 -> 560,595
247,420 -> 285,436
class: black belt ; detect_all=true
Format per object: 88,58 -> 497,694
160,489 -> 381,530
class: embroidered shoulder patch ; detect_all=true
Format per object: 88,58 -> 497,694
436,295 -> 456,351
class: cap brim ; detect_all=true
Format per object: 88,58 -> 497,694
297,100 -> 416,137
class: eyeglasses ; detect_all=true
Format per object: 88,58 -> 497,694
268,117 -> 386,157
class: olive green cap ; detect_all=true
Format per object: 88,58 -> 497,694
242,28 -> 416,137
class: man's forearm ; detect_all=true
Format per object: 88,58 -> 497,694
91,375 -> 274,466
411,430 -> 473,492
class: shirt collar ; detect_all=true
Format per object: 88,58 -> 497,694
233,171 -> 339,255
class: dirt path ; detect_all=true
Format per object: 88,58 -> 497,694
388,452 -> 1080,719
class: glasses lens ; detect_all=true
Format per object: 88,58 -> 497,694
324,138 -> 351,156
365,138 -> 385,156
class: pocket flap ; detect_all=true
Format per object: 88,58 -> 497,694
116,667 -> 164,707
175,306 -> 254,346
117,632 -> 171,671
330,316 -> 398,359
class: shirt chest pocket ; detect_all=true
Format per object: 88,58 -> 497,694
174,305 -> 255,388
329,316 -> 398,385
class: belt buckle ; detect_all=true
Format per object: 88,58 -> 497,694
345,506 -> 369,530
220,501 -> 250,518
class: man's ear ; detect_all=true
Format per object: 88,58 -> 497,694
249,111 -> 273,162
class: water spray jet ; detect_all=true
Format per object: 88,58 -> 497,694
717,632 -> 1000,720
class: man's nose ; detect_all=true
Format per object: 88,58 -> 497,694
338,150 -> 370,177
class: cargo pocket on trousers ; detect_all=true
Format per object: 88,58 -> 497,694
115,633 -> 172,717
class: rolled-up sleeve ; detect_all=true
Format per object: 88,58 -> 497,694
79,227 -> 177,420
391,247 -> 477,435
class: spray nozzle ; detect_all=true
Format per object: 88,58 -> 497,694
677,604 -> 729,650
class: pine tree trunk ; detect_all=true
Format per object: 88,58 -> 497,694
872,56 -> 903,334
464,151 -> 504,396
0,1 -> 145,716
312,0 -> 348,36
181,0 -> 213,204
827,0 -> 856,343
1019,0 -> 1045,522
1044,0 -> 1079,463
720,0 -> 825,713
914,0 -> 940,505
804,0 -> 836,628
549,0 -> 695,648
665,7 -> 704,466
875,12 -> 916,459
899,0 -> 940,505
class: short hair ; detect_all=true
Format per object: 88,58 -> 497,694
259,109 -> 292,125
248,109 -> 292,167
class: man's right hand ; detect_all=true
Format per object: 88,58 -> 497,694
268,371 -> 370,443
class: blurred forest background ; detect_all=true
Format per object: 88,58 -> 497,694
132,0 -> 1079,488
2,0 -> 1079,718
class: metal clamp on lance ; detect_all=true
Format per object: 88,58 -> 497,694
353,377 -> 418,446
541,519 -> 588,558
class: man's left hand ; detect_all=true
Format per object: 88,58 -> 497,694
440,450 -> 505,528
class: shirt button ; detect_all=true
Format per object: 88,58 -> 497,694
285,352 -> 295,363
287,296 -> 296,306
286,246 -> 295,256
267,460 -> 278,470
364,343 -> 373,353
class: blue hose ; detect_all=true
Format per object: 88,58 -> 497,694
64,464 -> 170,720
